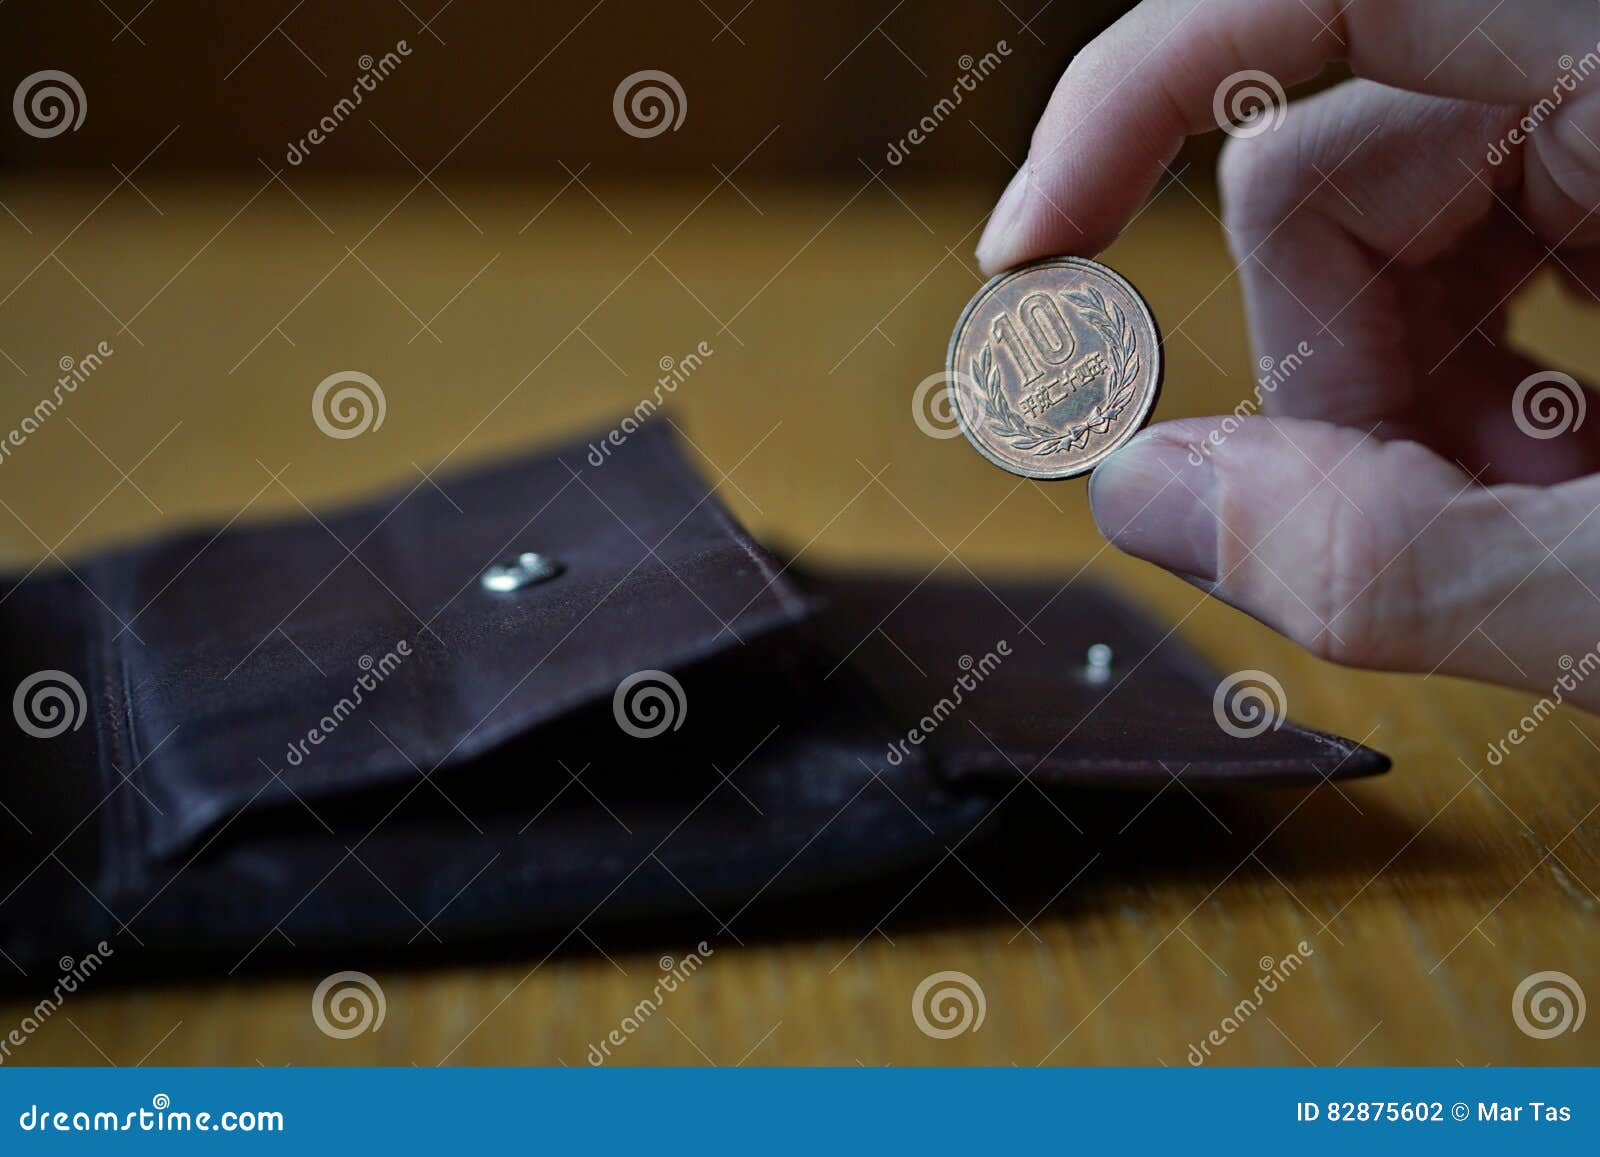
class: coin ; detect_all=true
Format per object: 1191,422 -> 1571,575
946,256 -> 1162,479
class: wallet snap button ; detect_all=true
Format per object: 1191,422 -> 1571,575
1084,643 -> 1113,683
481,552 -> 564,593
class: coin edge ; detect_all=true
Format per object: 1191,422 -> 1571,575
945,256 -> 1164,481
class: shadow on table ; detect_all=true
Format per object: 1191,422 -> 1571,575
30,777 -> 1470,995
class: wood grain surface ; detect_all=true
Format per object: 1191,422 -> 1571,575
0,178 -> 1595,1066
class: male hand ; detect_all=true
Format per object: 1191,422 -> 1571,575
979,0 -> 1600,709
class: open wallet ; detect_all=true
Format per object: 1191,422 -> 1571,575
0,419 -> 1387,981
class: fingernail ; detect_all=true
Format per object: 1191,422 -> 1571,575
976,161 -> 1030,270
1088,432 -> 1219,582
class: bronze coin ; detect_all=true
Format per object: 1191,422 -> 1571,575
946,256 -> 1162,479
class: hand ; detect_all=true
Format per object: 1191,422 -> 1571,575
978,0 -> 1600,709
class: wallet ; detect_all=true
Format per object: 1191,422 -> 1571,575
0,419 -> 1387,981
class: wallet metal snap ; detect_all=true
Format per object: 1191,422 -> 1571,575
1084,643 -> 1113,683
481,552 -> 564,593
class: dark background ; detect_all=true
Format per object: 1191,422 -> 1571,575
0,1 -> 1211,181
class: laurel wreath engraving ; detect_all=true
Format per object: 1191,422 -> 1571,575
973,287 -> 1140,456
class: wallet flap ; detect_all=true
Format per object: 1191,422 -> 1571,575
803,571 -> 1389,789
80,421 -> 811,861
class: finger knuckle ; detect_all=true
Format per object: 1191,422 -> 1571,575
1301,442 -> 1434,670
1218,132 -> 1291,238
1306,503 -> 1392,668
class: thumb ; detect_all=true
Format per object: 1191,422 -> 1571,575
1087,416 -> 1600,706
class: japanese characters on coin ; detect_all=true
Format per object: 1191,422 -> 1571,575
946,257 -> 1162,480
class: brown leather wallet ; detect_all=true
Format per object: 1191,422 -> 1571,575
0,419 -> 1385,981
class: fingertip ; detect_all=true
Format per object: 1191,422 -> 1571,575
1088,425 -> 1221,582
973,152 -> 1132,273
974,163 -> 1032,274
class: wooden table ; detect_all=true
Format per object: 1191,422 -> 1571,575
1,177 -> 1595,1065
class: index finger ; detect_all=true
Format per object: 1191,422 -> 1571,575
975,0 -> 1596,271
